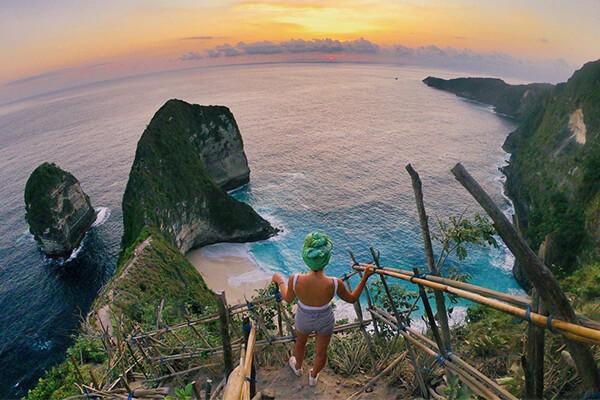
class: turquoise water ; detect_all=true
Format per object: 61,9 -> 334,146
0,63 -> 520,396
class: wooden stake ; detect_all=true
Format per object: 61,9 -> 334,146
370,247 -> 429,398
451,162 -> 600,391
156,298 -> 165,330
218,291 -> 234,379
524,239 -> 548,399
273,283 -> 284,337
406,164 -> 453,353
344,275 -> 377,372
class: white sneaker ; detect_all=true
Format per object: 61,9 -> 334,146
288,356 -> 302,376
308,369 -> 319,386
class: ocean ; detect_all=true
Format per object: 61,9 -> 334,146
0,62 -> 521,397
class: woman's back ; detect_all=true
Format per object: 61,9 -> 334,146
293,273 -> 337,307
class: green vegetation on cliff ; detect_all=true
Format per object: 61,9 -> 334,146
122,99 -> 276,252
24,162 -> 97,257
504,60 -> 600,277
97,229 -> 217,326
27,230 -> 218,399
423,76 -> 553,120
24,162 -> 66,234
424,61 -> 600,279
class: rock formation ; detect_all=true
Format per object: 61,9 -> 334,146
122,99 -> 276,252
425,60 -> 600,283
24,162 -> 96,258
423,76 -> 553,120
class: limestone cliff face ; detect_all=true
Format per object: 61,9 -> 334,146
24,163 -> 96,258
425,60 -> 600,284
503,60 -> 600,279
423,76 -> 553,120
122,99 -> 276,253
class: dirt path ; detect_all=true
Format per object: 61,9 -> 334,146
256,365 -> 394,400
94,236 -> 153,337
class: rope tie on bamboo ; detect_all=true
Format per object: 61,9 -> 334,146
524,304 -> 532,322
435,354 -> 446,367
409,272 -> 427,283
547,315 -> 556,333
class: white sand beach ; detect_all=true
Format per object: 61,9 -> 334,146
186,243 -> 272,304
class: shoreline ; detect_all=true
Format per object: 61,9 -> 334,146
186,243 -> 272,304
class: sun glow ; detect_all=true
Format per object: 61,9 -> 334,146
1,0 -> 600,87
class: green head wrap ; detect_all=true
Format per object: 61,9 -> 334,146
302,231 -> 333,271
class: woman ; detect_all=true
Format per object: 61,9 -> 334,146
271,231 -> 375,386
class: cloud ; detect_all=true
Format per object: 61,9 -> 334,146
181,36 -> 215,41
386,45 -> 571,82
201,38 -> 380,58
179,51 -> 204,61
180,37 -> 573,82
207,44 -> 242,58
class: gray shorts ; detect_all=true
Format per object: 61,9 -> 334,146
295,304 -> 335,335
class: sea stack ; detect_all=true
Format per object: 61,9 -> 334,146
122,99 -> 277,252
24,162 -> 96,258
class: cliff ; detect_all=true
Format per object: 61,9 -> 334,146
424,61 -> 600,284
24,162 -> 96,258
423,76 -> 553,120
94,228 -> 217,328
503,60 -> 600,279
122,99 -> 277,252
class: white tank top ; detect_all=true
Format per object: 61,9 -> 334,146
293,274 -> 338,311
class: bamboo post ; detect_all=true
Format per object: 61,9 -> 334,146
406,164 -> 452,352
125,338 -> 149,380
524,239 -> 549,399
370,247 -> 429,398
134,339 -> 160,378
156,298 -> 165,330
69,355 -> 86,387
523,290 -> 545,399
243,317 -> 257,399
193,379 -> 203,400
348,251 -> 381,338
218,291 -> 234,380
343,273 -> 377,372
146,338 -> 184,386
451,162 -> 600,391
187,317 -> 213,348
205,378 -> 213,400
210,378 -> 226,400
413,268 -> 447,360
273,283 -> 284,337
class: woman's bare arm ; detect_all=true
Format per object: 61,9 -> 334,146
336,266 -> 375,303
272,272 -> 296,303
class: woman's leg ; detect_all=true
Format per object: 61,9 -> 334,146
293,330 -> 310,369
312,333 -> 332,376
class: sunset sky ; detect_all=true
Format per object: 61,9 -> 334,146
1,0 -> 600,101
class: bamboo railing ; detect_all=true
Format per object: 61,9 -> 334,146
223,321 -> 257,400
69,163 -> 600,399
352,264 -> 600,345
